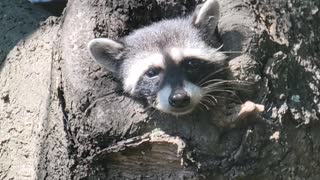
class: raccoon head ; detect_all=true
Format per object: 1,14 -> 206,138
88,0 -> 227,115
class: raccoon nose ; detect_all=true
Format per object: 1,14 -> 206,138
169,90 -> 190,108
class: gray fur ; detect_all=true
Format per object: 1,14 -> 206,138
88,0 -> 226,115
88,38 -> 124,73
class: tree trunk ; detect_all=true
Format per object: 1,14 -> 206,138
0,0 -> 319,179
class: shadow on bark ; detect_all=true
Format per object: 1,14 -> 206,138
0,0 -> 52,72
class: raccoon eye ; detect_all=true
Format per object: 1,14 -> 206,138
145,67 -> 161,78
182,59 -> 201,72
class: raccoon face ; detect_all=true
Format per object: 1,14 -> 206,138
88,0 -> 226,115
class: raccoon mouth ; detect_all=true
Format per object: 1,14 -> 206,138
157,105 -> 196,115
168,106 -> 195,115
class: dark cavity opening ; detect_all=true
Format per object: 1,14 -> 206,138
29,0 -> 68,16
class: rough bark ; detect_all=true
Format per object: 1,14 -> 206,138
0,1 -> 60,179
0,0 -> 319,179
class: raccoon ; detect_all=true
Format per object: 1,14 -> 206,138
88,0 -> 228,115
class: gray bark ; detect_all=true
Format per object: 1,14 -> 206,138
0,0 -> 319,179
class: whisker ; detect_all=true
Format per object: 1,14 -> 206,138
198,104 -> 206,112
212,95 -> 241,102
202,81 -> 252,91
219,51 -> 244,54
215,44 -> 224,51
206,84 -> 253,93
203,89 -> 236,94
198,67 -> 230,85
201,97 -> 216,107
202,95 -> 217,105
204,79 -> 251,85
199,101 -> 210,110
203,94 -> 218,104
200,79 -> 243,87
200,79 -> 227,87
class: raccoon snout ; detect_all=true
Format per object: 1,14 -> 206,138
168,89 -> 191,108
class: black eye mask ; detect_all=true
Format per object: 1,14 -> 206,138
134,73 -> 162,97
179,58 -> 220,84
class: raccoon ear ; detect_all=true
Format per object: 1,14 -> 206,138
88,38 -> 124,73
192,0 -> 220,30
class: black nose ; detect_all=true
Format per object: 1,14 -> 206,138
169,89 -> 190,108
